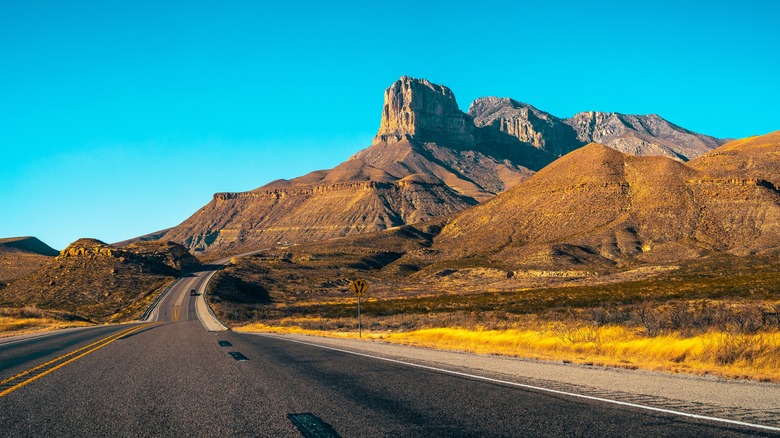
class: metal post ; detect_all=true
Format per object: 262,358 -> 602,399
357,295 -> 362,338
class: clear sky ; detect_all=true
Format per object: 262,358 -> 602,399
2,1 -> 778,250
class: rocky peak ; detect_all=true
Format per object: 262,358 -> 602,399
565,111 -> 633,143
564,112 -> 724,161
373,76 -> 474,146
468,97 -> 583,156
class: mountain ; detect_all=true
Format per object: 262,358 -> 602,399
162,76 -> 722,253
467,97 -> 725,161
431,131 -> 780,272
0,236 -> 59,289
0,238 -> 200,321
163,76 -> 557,252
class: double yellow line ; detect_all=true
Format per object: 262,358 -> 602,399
0,323 -> 152,397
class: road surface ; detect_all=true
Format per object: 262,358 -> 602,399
1,264 -> 777,437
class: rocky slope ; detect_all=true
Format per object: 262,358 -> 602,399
564,111 -> 724,160
0,238 -> 200,321
163,76 -> 723,253
468,97 -> 724,161
468,97 -> 582,157
431,131 -> 780,272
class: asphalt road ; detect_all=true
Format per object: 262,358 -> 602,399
0,269 -> 777,436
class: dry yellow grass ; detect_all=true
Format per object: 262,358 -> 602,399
0,316 -> 92,338
235,322 -> 361,339
235,322 -> 780,382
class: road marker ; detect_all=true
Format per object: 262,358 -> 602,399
0,323 -> 152,397
218,340 -> 232,347
228,351 -> 249,361
288,413 -> 340,438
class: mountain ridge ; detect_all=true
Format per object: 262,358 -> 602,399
161,76 -> 724,253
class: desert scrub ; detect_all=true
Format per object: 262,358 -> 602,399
0,307 -> 92,337
379,326 -> 780,381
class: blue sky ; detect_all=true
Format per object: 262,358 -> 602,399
2,1 -> 778,250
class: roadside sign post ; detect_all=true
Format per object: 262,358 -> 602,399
349,279 -> 368,338
358,294 -> 362,338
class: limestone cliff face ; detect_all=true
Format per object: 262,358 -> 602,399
468,97 -> 583,157
164,179 -> 476,252
374,76 -> 474,146
564,112 -> 724,161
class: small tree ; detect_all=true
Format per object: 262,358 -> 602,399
637,302 -> 660,337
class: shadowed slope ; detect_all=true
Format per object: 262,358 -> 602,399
0,236 -> 59,256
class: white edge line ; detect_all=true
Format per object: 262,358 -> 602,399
251,333 -> 780,433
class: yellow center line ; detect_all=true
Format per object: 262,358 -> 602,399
174,304 -> 180,321
0,323 -> 153,397
0,324 -> 141,386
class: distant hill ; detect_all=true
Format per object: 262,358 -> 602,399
0,237 -> 59,288
0,236 -> 58,256
163,76 -> 722,253
688,131 -> 780,188
431,131 -> 780,272
113,228 -> 171,247
0,238 -> 200,322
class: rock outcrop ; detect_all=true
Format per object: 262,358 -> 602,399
374,76 -> 474,146
58,238 -> 199,271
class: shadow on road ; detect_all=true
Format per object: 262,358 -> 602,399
120,324 -> 162,339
